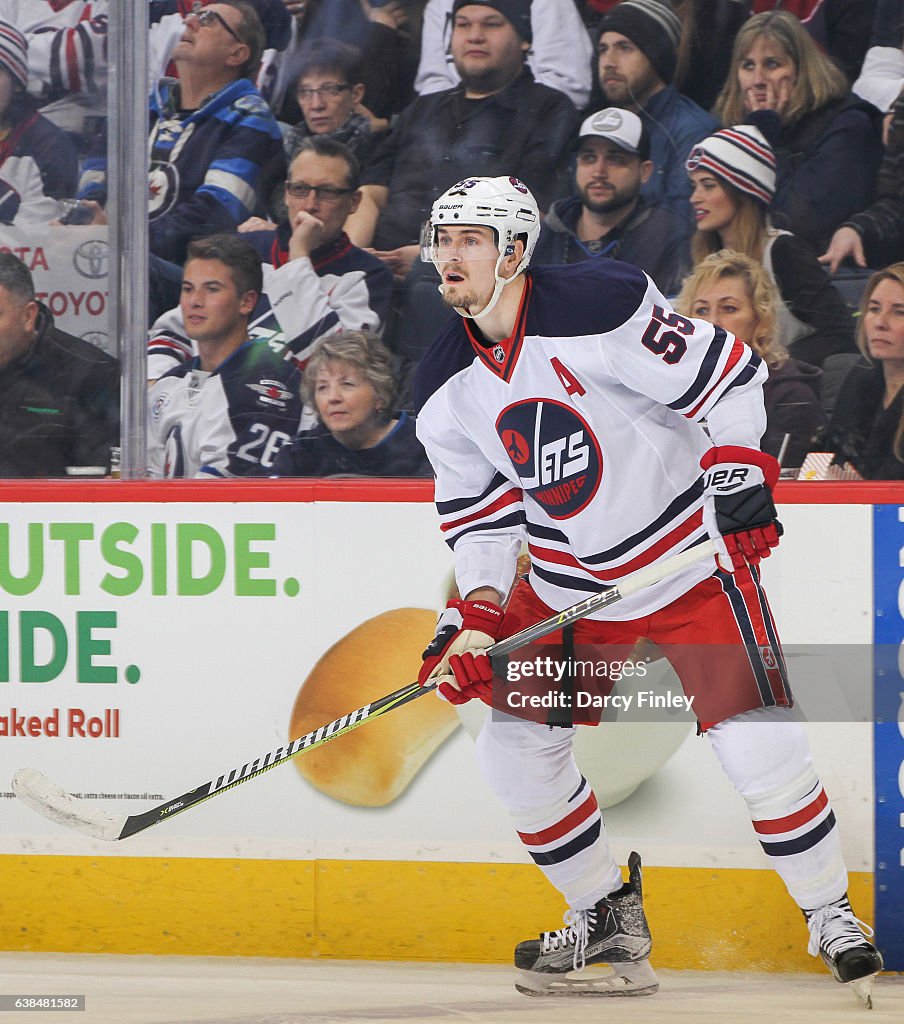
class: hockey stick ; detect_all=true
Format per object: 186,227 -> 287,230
12,539 -> 716,841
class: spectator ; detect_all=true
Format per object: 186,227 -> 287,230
0,251 -> 119,478
687,124 -> 856,366
350,0 -> 577,280
10,1 -> 108,150
751,1 -> 878,84
714,9 -> 883,252
594,0 -> 718,227
147,234 -> 302,478
533,107 -> 690,296
820,262 -> 904,479
283,40 -> 380,158
79,2 -> 286,267
151,138 -> 393,382
269,0 -> 421,124
0,19 -> 78,224
149,0 -> 293,99
821,77 -> 904,272
676,249 -> 825,468
415,0 -> 593,110
269,329 -> 432,476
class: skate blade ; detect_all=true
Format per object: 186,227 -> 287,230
850,974 -> 877,1010
515,958 -> 658,997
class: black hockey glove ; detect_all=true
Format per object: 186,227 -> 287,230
701,446 -> 783,571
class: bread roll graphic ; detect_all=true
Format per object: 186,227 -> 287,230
289,609 -> 459,806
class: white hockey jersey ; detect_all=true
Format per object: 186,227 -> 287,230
147,337 -> 302,479
414,261 -> 768,619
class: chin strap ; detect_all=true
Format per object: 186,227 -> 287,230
436,249 -> 523,321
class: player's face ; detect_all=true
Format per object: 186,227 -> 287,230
285,151 -> 360,241
575,138 -> 650,214
434,226 -> 500,311
313,357 -> 384,448
863,278 -> 904,364
689,170 -> 740,235
297,71 -> 361,135
690,276 -> 759,346
0,284 -> 38,370
597,32 -> 662,109
180,259 -> 256,344
174,3 -> 247,68
738,36 -> 797,115
450,7 -> 529,93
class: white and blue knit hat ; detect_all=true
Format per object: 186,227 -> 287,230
686,125 -> 776,205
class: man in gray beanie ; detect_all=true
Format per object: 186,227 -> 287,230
596,0 -> 716,227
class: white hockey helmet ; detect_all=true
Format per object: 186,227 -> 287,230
421,176 -> 540,320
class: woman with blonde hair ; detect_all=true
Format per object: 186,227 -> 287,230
713,9 -> 882,252
686,123 -> 855,366
676,249 -> 825,468
821,263 -> 904,480
267,329 -> 432,477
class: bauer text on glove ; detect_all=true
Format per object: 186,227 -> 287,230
701,445 -> 783,571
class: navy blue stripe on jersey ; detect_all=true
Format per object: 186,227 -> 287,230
758,812 -> 837,857
445,510 -> 527,549
576,476 -> 705,565
524,487 -> 703,559
436,471 -> 511,516
716,569 -> 782,707
667,329 -> 728,412
568,777 -> 588,803
532,563 -> 606,594
528,819 -> 602,867
723,359 -> 760,393
663,323 -> 737,411
525,521 -> 570,544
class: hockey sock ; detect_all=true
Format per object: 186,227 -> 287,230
475,713 -> 622,908
707,706 -> 848,909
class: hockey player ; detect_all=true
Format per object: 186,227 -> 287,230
413,175 -> 883,1001
147,233 -> 301,477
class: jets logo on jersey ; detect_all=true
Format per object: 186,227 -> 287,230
247,380 -> 293,409
496,400 -> 602,519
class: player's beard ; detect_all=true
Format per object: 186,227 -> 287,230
442,283 -> 487,314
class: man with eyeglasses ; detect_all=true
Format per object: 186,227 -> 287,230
77,1 -> 285,268
149,137 -> 393,392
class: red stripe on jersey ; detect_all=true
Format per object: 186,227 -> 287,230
439,487 -> 523,532
65,30 -> 81,92
517,790 -> 599,847
529,508 -> 704,582
753,788 -> 828,835
686,339 -> 747,419
150,338 -> 189,352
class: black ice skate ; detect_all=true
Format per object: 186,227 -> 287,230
806,897 -> 883,1009
514,851 -> 658,997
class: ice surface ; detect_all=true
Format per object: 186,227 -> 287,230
0,953 -> 900,1024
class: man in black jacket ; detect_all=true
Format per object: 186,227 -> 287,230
349,0 -> 577,280
0,252 -> 120,477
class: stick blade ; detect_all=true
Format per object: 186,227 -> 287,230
12,768 -> 126,841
